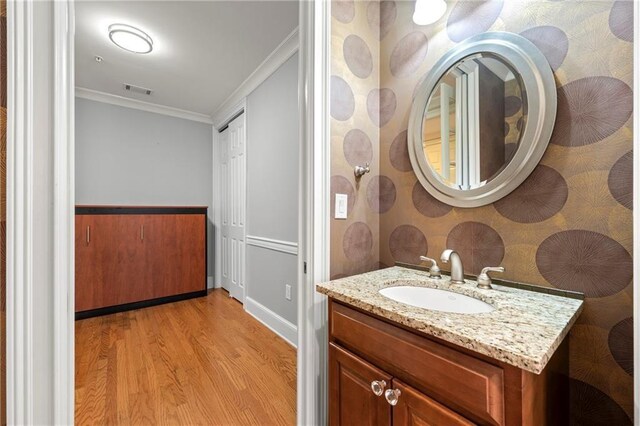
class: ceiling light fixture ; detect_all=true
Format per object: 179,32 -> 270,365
108,23 -> 153,54
413,0 -> 447,25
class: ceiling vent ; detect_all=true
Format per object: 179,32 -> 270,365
123,83 -> 152,96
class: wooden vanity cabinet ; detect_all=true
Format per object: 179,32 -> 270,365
330,343 -> 472,426
75,206 -> 207,317
328,299 -> 569,426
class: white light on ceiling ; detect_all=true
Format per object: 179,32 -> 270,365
413,0 -> 447,25
108,23 -> 153,54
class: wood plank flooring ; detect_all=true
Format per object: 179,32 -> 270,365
75,289 -> 297,425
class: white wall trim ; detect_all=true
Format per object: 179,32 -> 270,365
245,297 -> 297,348
633,0 -> 639,423
246,235 -> 298,255
75,87 -> 214,124
6,0 -> 35,422
297,1 -> 330,424
212,27 -> 299,129
53,1 -> 75,424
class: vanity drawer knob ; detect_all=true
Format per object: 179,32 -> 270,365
370,380 -> 387,396
384,388 -> 401,406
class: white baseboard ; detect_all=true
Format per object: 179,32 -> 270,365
207,276 -> 214,289
244,297 -> 297,348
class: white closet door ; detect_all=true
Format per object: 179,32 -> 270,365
220,113 -> 246,302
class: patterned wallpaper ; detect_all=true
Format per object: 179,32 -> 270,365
330,0 -> 634,423
331,0 -> 382,279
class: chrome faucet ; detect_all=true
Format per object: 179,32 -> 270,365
441,249 -> 465,284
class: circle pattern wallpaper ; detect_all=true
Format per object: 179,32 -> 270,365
330,0 -> 633,421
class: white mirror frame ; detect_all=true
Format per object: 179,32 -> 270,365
408,32 -> 557,208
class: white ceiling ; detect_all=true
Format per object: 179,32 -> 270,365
75,1 -> 299,116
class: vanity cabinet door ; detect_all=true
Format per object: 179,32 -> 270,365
392,379 -> 475,426
330,343 -> 392,426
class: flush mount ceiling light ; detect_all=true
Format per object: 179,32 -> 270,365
108,23 -> 153,54
413,0 -> 447,25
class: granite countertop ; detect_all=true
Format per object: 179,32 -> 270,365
316,266 -> 583,374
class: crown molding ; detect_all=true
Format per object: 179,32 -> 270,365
212,27 -> 299,129
75,87 -> 214,124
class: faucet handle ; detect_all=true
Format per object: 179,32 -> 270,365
419,256 -> 442,279
477,266 -> 505,290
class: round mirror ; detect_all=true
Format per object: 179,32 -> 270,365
408,32 -> 556,207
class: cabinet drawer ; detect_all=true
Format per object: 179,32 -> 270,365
330,301 -> 505,425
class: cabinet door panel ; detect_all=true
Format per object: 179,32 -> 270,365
75,214 -> 147,311
75,215 -> 105,312
112,215 -> 150,305
393,379 -> 475,426
144,214 -> 205,298
330,343 -> 392,426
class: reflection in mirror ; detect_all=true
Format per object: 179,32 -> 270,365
422,53 -> 527,190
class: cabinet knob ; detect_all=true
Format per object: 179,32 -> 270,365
370,380 -> 386,396
384,388 -> 401,406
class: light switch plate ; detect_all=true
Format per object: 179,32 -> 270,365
335,193 -> 348,219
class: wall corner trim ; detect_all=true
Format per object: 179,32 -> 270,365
211,27 -> 299,130
75,87 -> 214,124
244,297 -> 298,348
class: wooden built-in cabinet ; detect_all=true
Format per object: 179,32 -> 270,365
75,206 -> 207,318
329,300 -> 569,426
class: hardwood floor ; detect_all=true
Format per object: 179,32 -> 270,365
75,289 -> 297,425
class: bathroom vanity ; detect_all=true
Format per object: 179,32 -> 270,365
317,267 -> 583,426
319,29 -> 586,425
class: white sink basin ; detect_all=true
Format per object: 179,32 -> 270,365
379,286 -> 494,314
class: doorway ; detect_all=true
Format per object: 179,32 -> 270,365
71,1 -> 299,423
4,0 -> 332,424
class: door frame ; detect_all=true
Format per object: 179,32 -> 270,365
6,0 -> 75,423
6,0 -> 332,424
297,0 -> 331,424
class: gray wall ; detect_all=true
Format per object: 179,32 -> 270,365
246,53 -> 299,325
75,98 -> 214,281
